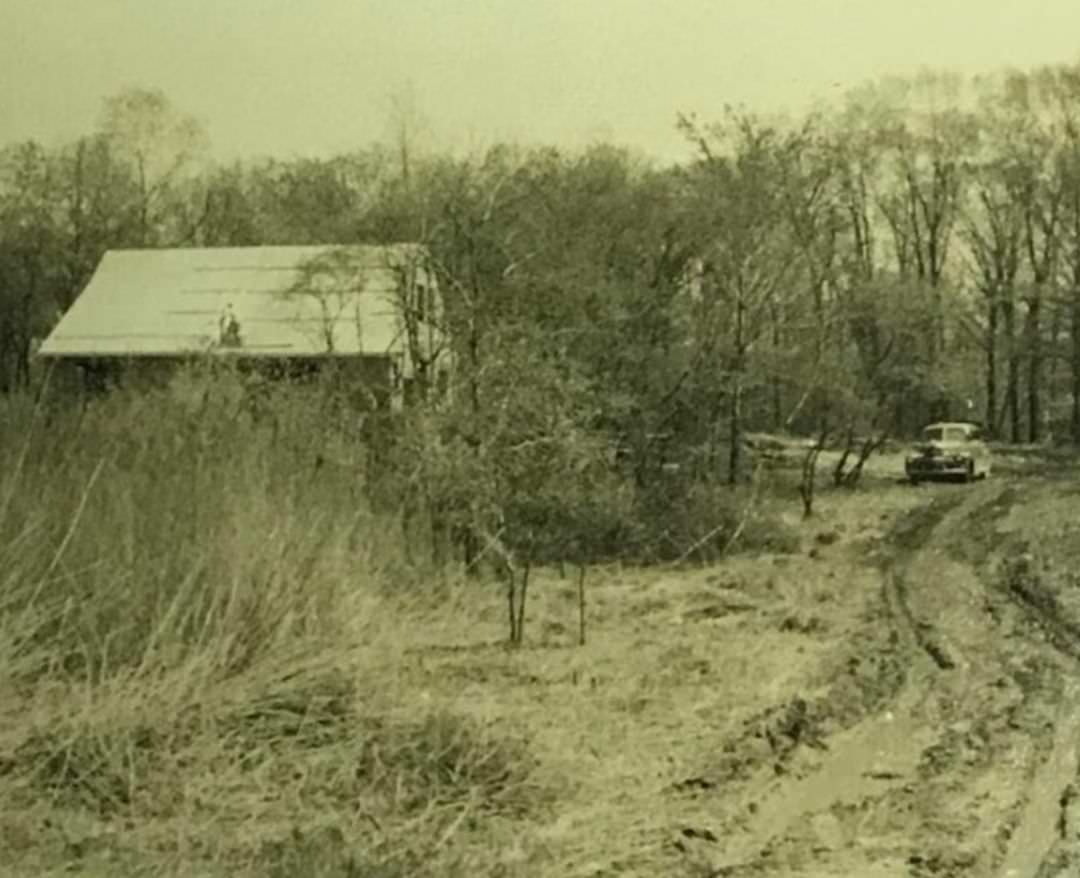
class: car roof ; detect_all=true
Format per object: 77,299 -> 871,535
923,422 -> 979,429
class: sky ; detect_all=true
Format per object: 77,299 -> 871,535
3,0 -> 1080,166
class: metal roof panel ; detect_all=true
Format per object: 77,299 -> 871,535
38,244 -> 427,358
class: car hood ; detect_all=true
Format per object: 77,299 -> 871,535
912,440 -> 969,456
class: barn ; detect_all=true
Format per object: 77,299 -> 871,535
36,243 -> 450,408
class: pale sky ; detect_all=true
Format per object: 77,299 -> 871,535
3,0 -> 1080,165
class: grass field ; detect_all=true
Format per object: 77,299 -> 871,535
0,381 -> 819,876
6,384 -> 1080,877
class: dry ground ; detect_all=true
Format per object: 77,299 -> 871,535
6,456 -> 1080,876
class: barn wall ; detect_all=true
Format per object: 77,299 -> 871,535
38,354 -> 402,412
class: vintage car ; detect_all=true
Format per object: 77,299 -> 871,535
905,422 -> 992,484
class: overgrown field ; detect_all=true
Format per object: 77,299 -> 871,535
0,382 -> 543,877
0,378 -> 808,877
9,379 -> 1080,877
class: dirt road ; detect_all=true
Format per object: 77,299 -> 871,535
385,472 -> 1080,877
363,470 -> 1080,877
657,476 -> 1080,877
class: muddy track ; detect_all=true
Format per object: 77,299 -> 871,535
990,550 -> 1080,665
883,567 -> 956,671
962,487 -> 1080,878
692,481 -> 1080,878
881,482 -> 1080,673
878,491 -> 971,671
891,481 -> 1080,878
883,491 -> 970,555
648,476 -> 1080,878
667,492 -> 979,876
949,481 -> 1080,662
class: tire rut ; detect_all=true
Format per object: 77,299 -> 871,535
743,482 -> 1075,877
883,568 -> 956,671
996,554 -> 1080,663
676,492 -> 976,876
878,491 -> 971,672
931,482 -> 1080,878
671,482 -> 1080,878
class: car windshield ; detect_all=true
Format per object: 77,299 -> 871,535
923,426 -> 969,442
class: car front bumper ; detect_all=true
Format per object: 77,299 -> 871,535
905,456 -> 971,478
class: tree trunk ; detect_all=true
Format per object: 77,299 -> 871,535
0,322 -> 10,394
771,302 -> 783,430
832,424 -> 854,487
1072,294 -> 1080,446
137,156 -> 150,247
843,433 -> 888,489
1003,301 -> 1022,443
799,428 -> 828,518
505,565 -> 518,645
728,299 -> 745,486
14,332 -> 31,389
1026,294 -> 1042,443
986,297 -> 998,437
468,315 -> 481,419
727,378 -> 742,487
772,377 -> 782,433
461,528 -> 479,575
928,284 -> 943,366
577,565 -> 587,647
462,311 -> 483,574
513,561 -> 531,646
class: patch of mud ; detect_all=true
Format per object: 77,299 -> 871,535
671,596 -> 910,798
997,680 -> 1080,878
673,481 -> 1080,878
996,552 -> 1080,661
604,479 -> 1080,878
884,569 -> 957,670
706,677 -> 938,876
879,491 -> 970,556
874,492 -> 986,672
681,597 -> 759,622
667,566 -> 921,876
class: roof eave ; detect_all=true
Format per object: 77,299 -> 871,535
35,350 -> 396,360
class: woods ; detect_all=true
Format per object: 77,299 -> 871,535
7,71 -> 1080,580
3,73 -> 1077,435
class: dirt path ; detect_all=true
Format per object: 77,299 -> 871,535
997,679 -> 1080,878
664,480 -> 1080,878
388,477 -> 1080,878
707,672 -> 938,875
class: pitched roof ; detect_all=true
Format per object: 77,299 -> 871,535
38,244 -> 427,358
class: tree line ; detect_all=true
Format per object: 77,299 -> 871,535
6,66 -> 1080,475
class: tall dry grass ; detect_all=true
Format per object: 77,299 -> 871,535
0,370 -> 548,877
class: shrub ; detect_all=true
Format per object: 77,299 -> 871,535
627,474 -> 798,563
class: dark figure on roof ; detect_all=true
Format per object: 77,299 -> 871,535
219,304 -> 242,347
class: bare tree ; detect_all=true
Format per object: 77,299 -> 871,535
961,94 -> 1025,440
871,73 -> 975,367
1003,69 -> 1066,442
386,246 -> 449,403
99,87 -> 208,247
680,111 -> 802,484
288,247 -> 369,354
0,142 -> 62,391
1054,71 -> 1080,444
